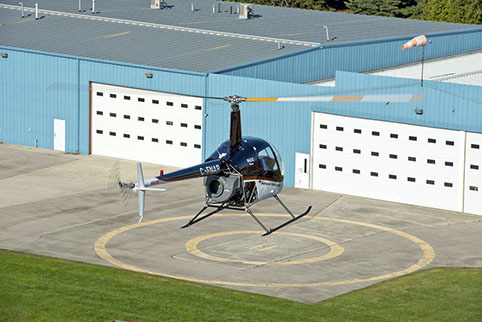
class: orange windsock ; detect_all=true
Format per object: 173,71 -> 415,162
402,35 -> 427,50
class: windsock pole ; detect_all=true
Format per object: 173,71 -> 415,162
421,45 -> 424,87
402,35 -> 427,88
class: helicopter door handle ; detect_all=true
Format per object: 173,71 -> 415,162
304,159 -> 307,173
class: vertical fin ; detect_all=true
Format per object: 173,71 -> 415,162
137,163 -> 145,188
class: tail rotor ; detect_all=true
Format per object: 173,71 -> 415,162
108,161 -> 135,205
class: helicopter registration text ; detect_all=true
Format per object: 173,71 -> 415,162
200,165 -> 221,176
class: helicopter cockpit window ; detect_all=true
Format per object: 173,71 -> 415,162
270,144 -> 284,176
258,147 -> 279,171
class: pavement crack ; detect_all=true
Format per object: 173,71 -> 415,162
306,195 -> 343,220
21,210 -> 136,249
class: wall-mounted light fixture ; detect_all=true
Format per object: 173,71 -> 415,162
0,53 -> 8,58
145,73 -> 153,79
414,108 -> 423,115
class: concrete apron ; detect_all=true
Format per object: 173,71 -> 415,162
0,143 -> 480,303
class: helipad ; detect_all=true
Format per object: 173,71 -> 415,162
0,143 -> 480,303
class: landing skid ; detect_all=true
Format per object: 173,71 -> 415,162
181,195 -> 311,236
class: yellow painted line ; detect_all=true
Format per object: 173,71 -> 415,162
249,244 -> 278,252
99,31 -> 131,39
249,244 -> 269,250
1,19 -> 34,26
185,231 -> 343,265
259,245 -> 278,252
181,21 -> 210,25
200,44 -> 232,52
279,33 -> 307,37
94,214 -> 435,288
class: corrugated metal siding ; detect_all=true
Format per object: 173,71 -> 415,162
78,60 -> 206,154
2,45 -> 480,189
216,29 -> 482,83
1,46 -> 206,154
0,48 -> 78,151
204,73 -> 330,186
330,71 -> 482,133
205,72 -> 482,187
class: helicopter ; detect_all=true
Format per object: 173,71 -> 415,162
119,93 -> 426,236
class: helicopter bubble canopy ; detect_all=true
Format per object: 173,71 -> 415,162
206,137 -> 284,182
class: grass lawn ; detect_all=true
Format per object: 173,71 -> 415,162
0,249 -> 481,321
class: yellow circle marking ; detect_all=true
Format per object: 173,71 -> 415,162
94,214 -> 435,288
185,231 -> 344,265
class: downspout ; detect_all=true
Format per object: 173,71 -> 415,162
202,72 -> 209,161
77,58 -> 81,154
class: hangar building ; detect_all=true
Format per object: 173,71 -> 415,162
1,0 -> 481,215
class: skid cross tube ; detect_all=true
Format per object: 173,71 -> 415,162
274,195 -> 295,219
246,208 -> 269,233
262,205 -> 312,236
243,195 -> 312,236
181,203 -> 227,228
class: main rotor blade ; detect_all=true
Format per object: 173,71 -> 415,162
245,94 -> 426,103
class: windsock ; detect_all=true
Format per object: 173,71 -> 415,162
402,35 -> 427,50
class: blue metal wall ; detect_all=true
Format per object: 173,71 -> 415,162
214,28 -> 482,83
204,72 -> 482,187
77,60 -> 205,154
328,71 -> 482,133
0,46 -> 206,154
0,47 -> 78,151
2,45 -> 480,188
204,74 -> 332,186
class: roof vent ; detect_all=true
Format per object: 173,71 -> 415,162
151,0 -> 167,9
239,4 -> 253,19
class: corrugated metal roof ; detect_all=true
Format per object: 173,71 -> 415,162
1,0 -> 480,72
313,51 -> 482,87
0,7 -> 308,72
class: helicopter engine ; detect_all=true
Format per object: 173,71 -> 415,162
205,175 -> 241,203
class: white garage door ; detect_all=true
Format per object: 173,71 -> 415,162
312,112 -> 465,212
464,132 -> 482,215
91,83 -> 203,168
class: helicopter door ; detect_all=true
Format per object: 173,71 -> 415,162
295,152 -> 310,189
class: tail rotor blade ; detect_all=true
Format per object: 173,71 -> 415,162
109,161 -> 134,205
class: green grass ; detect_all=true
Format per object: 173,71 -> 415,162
0,250 -> 481,321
